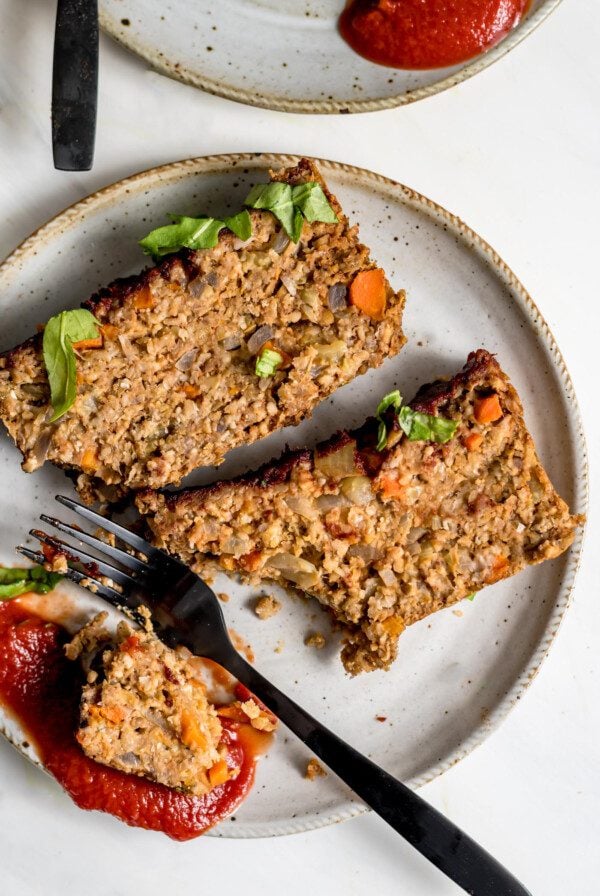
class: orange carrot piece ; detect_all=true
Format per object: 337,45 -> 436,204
464,432 -> 484,452
487,555 -> 509,583
349,268 -> 387,320
378,475 -> 404,499
133,285 -> 154,309
238,550 -> 263,572
180,710 -> 208,751
100,324 -> 119,340
381,616 -> 405,636
474,394 -> 503,424
80,448 -> 98,472
208,759 -> 229,787
72,336 -> 103,351
182,384 -> 201,398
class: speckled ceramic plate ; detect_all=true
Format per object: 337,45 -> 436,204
99,1 -> 563,113
0,155 -> 587,841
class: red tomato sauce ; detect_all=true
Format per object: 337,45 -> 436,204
0,602 -> 257,840
339,0 -> 530,70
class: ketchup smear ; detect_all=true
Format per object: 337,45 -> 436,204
0,602 -> 256,840
340,0 -> 530,70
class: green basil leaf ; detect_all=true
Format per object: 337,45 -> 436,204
376,390 -> 402,419
376,420 -> 388,452
375,389 -> 402,451
140,210 -> 254,260
0,566 -> 63,601
466,592 -> 477,601
290,207 -> 304,244
43,309 -> 101,422
291,183 -> 338,224
398,406 -> 458,443
255,347 -> 283,378
223,210 -> 252,241
244,182 -> 296,240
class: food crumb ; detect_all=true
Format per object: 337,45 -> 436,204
305,758 -> 326,780
304,632 -> 326,649
254,594 -> 281,619
375,715 -> 387,723
452,609 -> 463,617
217,592 -> 230,603
274,640 -> 285,654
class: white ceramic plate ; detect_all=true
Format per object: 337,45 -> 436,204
0,155 -> 587,840
99,0 -> 563,113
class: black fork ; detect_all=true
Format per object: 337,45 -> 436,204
18,494 -> 531,896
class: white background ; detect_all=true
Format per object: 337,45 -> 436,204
0,1 -> 598,893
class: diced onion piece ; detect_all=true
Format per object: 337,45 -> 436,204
188,272 -> 217,298
314,441 -> 357,480
175,349 -> 198,371
285,496 -> 318,520
406,526 -> 427,544
315,493 -> 350,512
327,282 -> 348,312
313,339 -> 346,364
280,274 -> 297,297
378,567 -> 397,587
31,429 -> 53,466
221,335 -> 242,351
347,543 -> 379,563
268,553 -> 319,589
117,334 -> 135,359
272,230 -> 290,254
340,475 -> 374,506
247,324 -> 275,355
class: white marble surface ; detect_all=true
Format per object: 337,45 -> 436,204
0,1 -> 598,893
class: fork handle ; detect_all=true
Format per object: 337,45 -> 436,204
224,650 -> 531,896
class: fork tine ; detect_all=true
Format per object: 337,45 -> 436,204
16,545 -> 127,608
55,494 -> 158,557
39,514 -> 151,576
30,529 -> 139,591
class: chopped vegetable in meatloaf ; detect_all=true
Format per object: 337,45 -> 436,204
66,612 -> 275,794
136,350 -> 583,675
0,159 -> 405,502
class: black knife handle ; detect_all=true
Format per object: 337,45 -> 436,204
52,0 -> 98,171
224,649 -> 532,896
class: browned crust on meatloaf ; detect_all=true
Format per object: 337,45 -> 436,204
136,350 -> 583,674
0,160 -> 406,501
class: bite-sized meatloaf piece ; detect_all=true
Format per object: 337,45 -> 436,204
137,350 -> 583,675
66,612 -> 277,796
0,159 -> 406,502
66,613 -> 224,795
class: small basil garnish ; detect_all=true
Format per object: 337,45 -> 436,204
0,565 -> 63,601
43,309 -> 101,422
375,390 -> 402,451
398,407 -> 458,444
244,181 -> 337,243
375,390 -> 458,450
139,210 -> 252,259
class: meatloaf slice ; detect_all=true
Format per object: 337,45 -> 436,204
0,159 -> 406,502
136,350 -> 583,675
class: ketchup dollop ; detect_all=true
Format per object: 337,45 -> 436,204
340,0 -> 530,70
0,602 -> 257,840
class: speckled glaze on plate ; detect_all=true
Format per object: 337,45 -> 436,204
99,1 -> 563,113
0,155 -> 587,840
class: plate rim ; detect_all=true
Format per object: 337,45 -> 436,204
0,153 -> 588,839
97,1 -> 564,114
